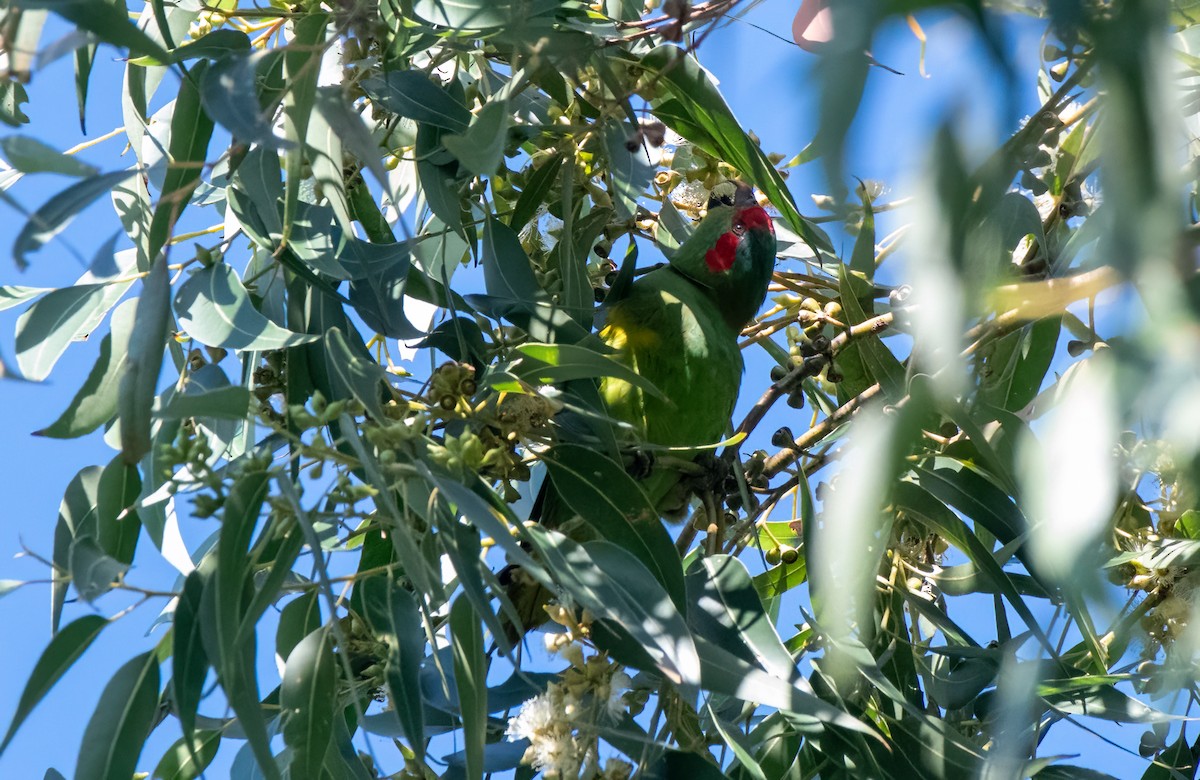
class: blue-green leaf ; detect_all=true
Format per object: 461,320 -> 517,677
449,596 -> 486,780
12,170 -> 136,268
0,135 -> 98,177
75,651 -> 161,780
0,615 -> 108,755
119,258 -> 170,463
174,263 -> 319,350
361,70 -> 471,132
281,628 -> 336,779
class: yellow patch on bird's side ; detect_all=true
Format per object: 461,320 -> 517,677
600,314 -> 660,352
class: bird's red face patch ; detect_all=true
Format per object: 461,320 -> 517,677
705,232 -> 739,273
704,206 -> 772,273
738,205 -> 772,232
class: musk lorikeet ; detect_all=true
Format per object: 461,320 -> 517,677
502,183 -> 777,639
598,181 -> 778,514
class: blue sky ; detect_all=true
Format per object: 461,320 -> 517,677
0,2 -> 1155,777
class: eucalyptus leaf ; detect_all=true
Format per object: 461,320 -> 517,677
174,263 -> 319,350
12,169 -> 137,268
75,651 -> 160,780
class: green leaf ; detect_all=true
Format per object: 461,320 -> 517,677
509,152 -> 562,229
443,99 -> 510,176
69,536 -> 128,602
553,203 -> 609,326
18,0 -> 172,63
15,279 -> 132,382
411,0 -> 558,29
361,70 -> 472,131
168,28 -> 251,61
450,596 -> 487,780
836,262 -> 904,402
0,614 -> 108,755
339,235 -> 423,339
119,258 -> 171,464
112,170 -> 153,271
687,555 -> 796,682
1178,509 -> 1200,540
35,298 -> 137,438
322,326 -> 389,423
0,285 -> 49,311
312,85 -> 392,204
0,135 -> 98,177
694,637 -> 873,735
154,385 -> 252,420
96,454 -> 141,564
50,466 -> 102,632
482,212 -> 542,302
927,653 -> 999,710
199,51 -> 289,149
174,263 -> 319,350
12,170 -> 137,268
198,469 -> 280,780
281,628 -> 336,779
529,528 -> 701,685
640,44 -> 831,254
603,120 -> 652,221
276,591 -> 321,665
978,317 -> 1061,413
172,571 -> 209,751
152,730 -> 221,780
0,79 -> 30,126
917,466 -> 1025,546
0,580 -> 26,599
148,59 -> 215,261
707,701 -> 767,780
75,651 -> 161,780
540,444 -> 685,611
497,342 -> 666,401
361,577 -> 425,760
281,12 -> 328,242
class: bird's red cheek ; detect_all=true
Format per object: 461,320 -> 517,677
705,232 -> 739,273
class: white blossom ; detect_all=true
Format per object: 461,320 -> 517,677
604,669 -> 631,720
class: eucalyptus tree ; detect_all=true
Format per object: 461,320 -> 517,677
1,0 -> 1199,777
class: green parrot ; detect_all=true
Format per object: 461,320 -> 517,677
501,183 -> 777,639
598,181 -> 778,514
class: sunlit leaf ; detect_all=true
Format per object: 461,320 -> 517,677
174,263 -> 319,350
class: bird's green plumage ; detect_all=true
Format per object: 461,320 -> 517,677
503,187 -> 777,638
599,190 -> 777,509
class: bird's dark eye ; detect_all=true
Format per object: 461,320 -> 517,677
732,219 -> 746,235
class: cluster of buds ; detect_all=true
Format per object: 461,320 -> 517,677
187,4 -> 233,39
493,391 -> 560,441
425,430 -> 523,484
334,612 -> 390,701
427,362 -> 477,413
287,390 -> 361,431
159,420 -> 222,514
